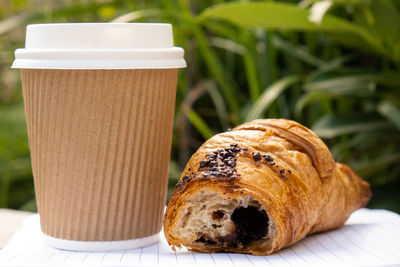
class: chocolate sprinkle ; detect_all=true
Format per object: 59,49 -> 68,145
288,170 -> 292,174
197,144 -> 242,181
253,152 -> 261,161
176,144 -> 242,191
231,144 -> 241,153
262,154 -> 276,167
263,154 -> 273,162
279,169 -> 285,178
198,161 -> 204,168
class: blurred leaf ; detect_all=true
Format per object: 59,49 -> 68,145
19,197 -> 36,212
377,100 -> 400,130
308,0 -> 333,24
306,0 -> 370,4
368,181 -> 400,213
204,80 -> 230,130
12,0 -> 29,9
45,0 -> 126,21
0,103 -> 29,157
97,5 -> 116,19
201,19 -> 240,41
351,1 -> 400,61
0,12 -> 32,35
111,9 -> 161,22
208,37 -> 246,54
169,160 -> 182,183
351,152 -> 400,179
306,74 -> 375,90
369,1 -> 400,60
167,161 -> 182,201
312,114 -> 393,138
200,2 -> 385,56
201,2 -> 351,31
245,75 -> 300,121
295,73 -> 387,117
305,54 -> 358,80
208,35 -> 260,101
0,173 -> 10,207
295,91 -> 333,118
0,157 -> 32,177
330,128 -> 400,163
271,34 -> 326,67
243,51 -> 260,101
190,20 -> 241,121
186,108 -> 215,140
304,73 -> 400,94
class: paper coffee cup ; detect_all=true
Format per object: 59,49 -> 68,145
12,23 -> 186,251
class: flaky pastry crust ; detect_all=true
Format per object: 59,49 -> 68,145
163,119 -> 371,255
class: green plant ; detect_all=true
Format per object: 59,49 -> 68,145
0,0 -> 399,213
174,0 -> 400,211
168,0 -> 400,210
195,0 -> 400,211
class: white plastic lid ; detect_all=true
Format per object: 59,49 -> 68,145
12,23 -> 186,69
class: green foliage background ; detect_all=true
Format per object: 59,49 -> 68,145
0,0 -> 399,213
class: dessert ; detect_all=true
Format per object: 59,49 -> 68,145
164,119 -> 371,255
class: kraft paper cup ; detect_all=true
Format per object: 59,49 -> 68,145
12,23 -> 186,251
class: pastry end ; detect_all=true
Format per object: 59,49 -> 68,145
165,190 -> 277,254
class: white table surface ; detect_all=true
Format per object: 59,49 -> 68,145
0,208 -> 399,267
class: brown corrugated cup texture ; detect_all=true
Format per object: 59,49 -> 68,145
21,69 -> 178,241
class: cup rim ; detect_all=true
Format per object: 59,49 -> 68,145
12,22 -> 186,69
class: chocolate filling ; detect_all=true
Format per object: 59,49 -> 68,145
212,210 -> 225,220
231,206 -> 269,245
196,236 -> 217,245
195,206 -> 269,247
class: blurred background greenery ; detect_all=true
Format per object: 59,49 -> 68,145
0,0 -> 399,213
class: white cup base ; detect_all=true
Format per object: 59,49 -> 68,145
43,232 -> 160,251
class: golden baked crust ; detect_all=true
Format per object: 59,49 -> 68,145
163,119 -> 371,255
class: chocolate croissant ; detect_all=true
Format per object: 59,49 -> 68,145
163,119 -> 371,255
